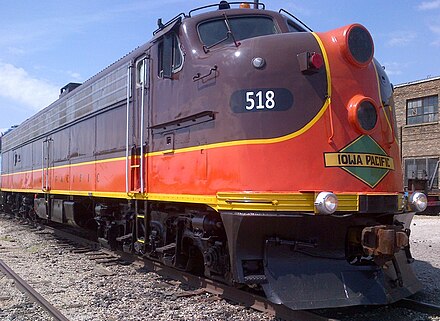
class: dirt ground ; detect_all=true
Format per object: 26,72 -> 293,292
410,215 -> 440,305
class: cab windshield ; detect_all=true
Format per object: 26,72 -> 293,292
198,16 -> 277,47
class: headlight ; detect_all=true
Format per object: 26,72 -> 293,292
343,24 -> 374,67
409,192 -> 428,212
348,95 -> 378,134
315,192 -> 338,214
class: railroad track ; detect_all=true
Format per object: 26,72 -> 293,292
2,213 -> 440,321
30,221 -> 331,320
0,258 -> 69,321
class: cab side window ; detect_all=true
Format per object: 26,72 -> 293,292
158,32 -> 183,78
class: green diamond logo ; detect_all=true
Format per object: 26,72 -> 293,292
324,135 -> 394,188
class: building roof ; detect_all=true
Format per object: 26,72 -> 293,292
395,75 -> 440,88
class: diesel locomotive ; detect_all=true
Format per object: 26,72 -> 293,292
0,1 -> 428,310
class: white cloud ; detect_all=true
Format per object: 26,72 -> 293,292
418,0 -> 440,10
382,62 -> 406,76
386,31 -> 417,47
0,63 -> 59,111
428,24 -> 440,46
66,71 -> 82,82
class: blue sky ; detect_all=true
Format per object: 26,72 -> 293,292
1,0 -> 440,134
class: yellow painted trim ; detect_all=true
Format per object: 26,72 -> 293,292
0,156 -> 127,177
1,169 -> 35,177
1,187 -> 402,213
336,193 -> 360,212
53,156 -> 126,170
147,193 -> 218,208
217,192 -> 315,212
216,192 -> 358,212
147,97 -> 330,156
0,188 -> 42,194
311,32 -> 332,99
144,33 -> 331,157
2,37 -> 332,178
2,94 -> 329,177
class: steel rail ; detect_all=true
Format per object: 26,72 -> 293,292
6,215 -> 440,320
1,215 -> 335,321
115,251 -> 337,321
0,258 -> 70,321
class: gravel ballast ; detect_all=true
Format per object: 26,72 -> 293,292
0,215 -> 439,321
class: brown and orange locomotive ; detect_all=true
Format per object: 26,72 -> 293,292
0,1 -> 428,310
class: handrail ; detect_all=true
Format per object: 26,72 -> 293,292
125,63 -> 132,194
140,59 -> 146,193
278,8 -> 313,32
189,2 -> 265,17
41,140 -> 45,191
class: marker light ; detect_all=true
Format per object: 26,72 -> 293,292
315,192 -> 338,214
309,52 -> 323,69
297,51 -> 323,73
409,192 -> 428,212
240,3 -> 251,8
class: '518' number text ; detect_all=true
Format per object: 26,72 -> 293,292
245,90 -> 275,110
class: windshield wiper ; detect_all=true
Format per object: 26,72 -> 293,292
203,13 -> 241,53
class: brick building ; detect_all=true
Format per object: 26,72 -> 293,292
394,76 -> 440,190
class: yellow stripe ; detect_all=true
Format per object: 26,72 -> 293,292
1,169 -> 35,177
216,192 -> 358,212
52,156 -> 126,170
147,193 -> 218,208
0,156 -> 127,177
311,32 -> 332,99
2,97 -> 331,176
147,99 -> 330,156
0,187 -> 401,213
2,35 -> 332,178
0,188 -> 42,194
2,33 -> 337,211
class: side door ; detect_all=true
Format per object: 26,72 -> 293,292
42,136 -> 53,192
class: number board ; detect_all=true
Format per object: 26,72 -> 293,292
230,88 -> 293,113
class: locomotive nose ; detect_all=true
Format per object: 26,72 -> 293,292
315,24 -> 395,142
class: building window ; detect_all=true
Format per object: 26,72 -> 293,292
404,157 -> 439,189
406,95 -> 438,125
